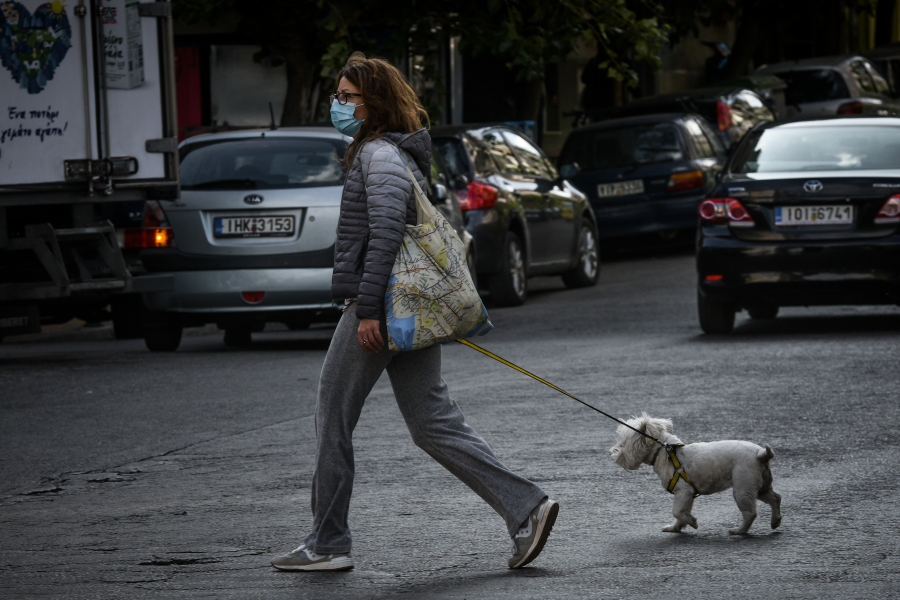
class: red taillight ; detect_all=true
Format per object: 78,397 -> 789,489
459,181 -> 499,211
667,170 -> 705,192
837,101 -> 864,115
123,227 -> 174,248
705,274 -> 724,282
241,291 -> 266,304
717,101 -> 732,131
699,198 -> 754,227
875,195 -> 900,224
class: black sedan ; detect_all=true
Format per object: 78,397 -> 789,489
431,125 -> 599,306
559,114 -> 727,242
696,116 -> 900,334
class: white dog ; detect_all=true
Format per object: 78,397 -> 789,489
609,413 -> 782,535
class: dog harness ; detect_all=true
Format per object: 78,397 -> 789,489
651,443 -> 700,496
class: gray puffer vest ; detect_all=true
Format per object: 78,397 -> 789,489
331,129 -> 432,320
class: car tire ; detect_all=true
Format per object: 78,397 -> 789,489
224,327 -> 253,348
697,288 -> 735,334
144,313 -> 183,352
748,304 -> 779,320
562,221 -> 600,289
488,231 -> 527,306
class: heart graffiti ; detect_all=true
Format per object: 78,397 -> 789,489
0,1 -> 72,94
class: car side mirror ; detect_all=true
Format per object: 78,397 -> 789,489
432,183 -> 448,202
451,174 -> 469,190
559,163 -> 580,178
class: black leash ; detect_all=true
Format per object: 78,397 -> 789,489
455,339 -> 665,447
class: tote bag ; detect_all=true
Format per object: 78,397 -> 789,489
383,144 -> 493,351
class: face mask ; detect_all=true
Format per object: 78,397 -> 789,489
330,100 -> 365,136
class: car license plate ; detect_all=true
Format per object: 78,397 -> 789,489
597,179 -> 645,198
214,216 -> 295,238
774,205 -> 853,226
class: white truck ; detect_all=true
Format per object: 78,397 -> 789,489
0,0 -> 178,340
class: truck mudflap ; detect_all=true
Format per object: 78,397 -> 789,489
0,222 -> 172,302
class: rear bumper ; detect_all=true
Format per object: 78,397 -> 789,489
591,192 -> 703,238
142,268 -> 334,313
697,233 -> 900,306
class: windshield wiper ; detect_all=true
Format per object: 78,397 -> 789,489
186,178 -> 258,190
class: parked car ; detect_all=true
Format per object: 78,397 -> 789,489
558,114 -> 727,242
431,125 -> 600,306
863,44 -> 900,94
696,116 -> 900,334
587,87 -> 775,149
127,127 -> 470,351
756,56 -> 900,117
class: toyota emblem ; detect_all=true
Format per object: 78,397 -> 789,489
803,180 -> 823,193
243,194 -> 264,205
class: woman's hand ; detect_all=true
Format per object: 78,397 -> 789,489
358,318 -> 383,353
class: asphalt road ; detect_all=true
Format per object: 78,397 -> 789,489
2,245 -> 899,599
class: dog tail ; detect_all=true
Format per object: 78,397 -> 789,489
757,444 -> 775,463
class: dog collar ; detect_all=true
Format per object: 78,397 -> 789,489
664,444 -> 700,497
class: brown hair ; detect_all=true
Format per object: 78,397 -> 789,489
337,53 -> 430,166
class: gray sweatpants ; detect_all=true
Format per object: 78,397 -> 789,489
303,303 -> 547,554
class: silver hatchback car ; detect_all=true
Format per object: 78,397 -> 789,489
138,127 -> 350,350
135,127 -> 469,351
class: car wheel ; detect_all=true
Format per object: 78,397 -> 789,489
562,221 -> 600,289
697,288 -> 735,334
144,313 -> 183,352
224,327 -> 253,348
488,231 -> 527,306
748,304 -> 779,320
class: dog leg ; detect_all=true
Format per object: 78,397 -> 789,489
663,491 -> 697,533
759,488 -> 782,529
729,489 -> 758,535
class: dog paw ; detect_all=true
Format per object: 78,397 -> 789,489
662,525 -> 682,533
771,515 -> 782,529
689,517 -> 698,529
728,528 -> 749,535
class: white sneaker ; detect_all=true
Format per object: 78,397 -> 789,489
270,544 -> 354,571
508,498 -> 559,568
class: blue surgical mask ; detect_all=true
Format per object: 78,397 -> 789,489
330,100 -> 365,136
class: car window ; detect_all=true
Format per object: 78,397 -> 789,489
731,125 -> 900,172
432,138 -> 470,178
694,117 -> 727,156
560,122 -> 685,172
481,130 -> 524,174
501,131 -> 551,178
778,69 -> 850,104
684,118 -> 715,158
863,60 -> 892,95
850,60 -> 877,94
179,137 -> 346,190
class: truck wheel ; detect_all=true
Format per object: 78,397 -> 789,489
224,327 -> 252,348
562,221 -> 600,289
698,288 -> 735,334
111,294 -> 146,339
488,231 -> 527,307
144,314 -> 183,352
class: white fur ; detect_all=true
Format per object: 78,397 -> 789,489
609,413 -> 783,535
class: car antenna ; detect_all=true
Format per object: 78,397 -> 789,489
269,102 -> 278,131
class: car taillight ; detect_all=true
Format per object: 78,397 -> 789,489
667,170 -> 704,192
716,101 -> 732,131
123,227 -> 174,248
459,181 -> 499,211
698,197 -> 754,227
837,101 -> 864,115
875,195 -> 900,224
241,291 -> 266,304
122,200 -> 174,248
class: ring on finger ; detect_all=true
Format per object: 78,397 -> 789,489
363,339 -> 368,344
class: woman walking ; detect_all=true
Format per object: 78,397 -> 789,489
271,53 -> 557,572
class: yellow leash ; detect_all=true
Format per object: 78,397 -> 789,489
454,339 -> 661,445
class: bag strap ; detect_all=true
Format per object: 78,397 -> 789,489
382,139 -> 434,226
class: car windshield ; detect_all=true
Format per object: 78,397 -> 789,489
180,137 -> 346,190
560,122 -> 684,171
778,69 -> 850,104
731,125 -> 900,172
